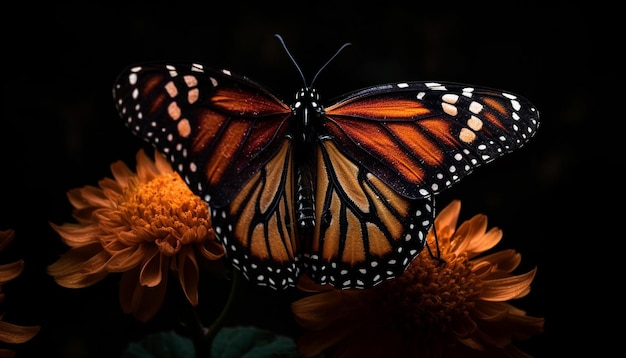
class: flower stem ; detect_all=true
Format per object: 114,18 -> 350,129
194,269 -> 243,357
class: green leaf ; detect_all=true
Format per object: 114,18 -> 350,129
120,331 -> 195,358
211,326 -> 300,358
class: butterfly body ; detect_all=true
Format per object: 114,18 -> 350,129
113,50 -> 539,290
289,87 -> 321,235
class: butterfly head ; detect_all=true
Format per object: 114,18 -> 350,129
291,87 -> 323,145
275,34 -> 352,146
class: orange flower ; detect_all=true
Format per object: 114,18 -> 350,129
292,200 -> 544,358
47,149 -> 225,322
0,229 -> 40,358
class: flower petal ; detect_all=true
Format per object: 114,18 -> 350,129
71,185 -> 115,209
475,249 -> 522,277
466,227 -> 503,258
177,247 -> 199,306
154,150 -> 174,173
0,321 -> 40,344
451,214 -> 488,254
457,336 -> 485,351
468,302 -> 544,346
50,269 -> 109,288
48,247 -> 111,288
197,239 -> 225,260
0,261 -> 24,284
49,222 -> 102,247
135,149 -> 159,182
292,290 -> 368,329
433,199 -> 462,240
47,245 -> 106,275
139,250 -> 163,287
106,246 -> 151,272
480,268 -> 537,301
119,269 -> 168,322
473,300 -> 513,321
450,312 -> 478,337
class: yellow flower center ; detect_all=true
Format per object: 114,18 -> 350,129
119,173 -> 212,255
377,251 -> 481,340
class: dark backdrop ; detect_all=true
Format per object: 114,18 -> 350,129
1,4 -> 610,357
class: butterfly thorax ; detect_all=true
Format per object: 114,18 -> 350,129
291,87 -> 324,146
290,87 -> 323,237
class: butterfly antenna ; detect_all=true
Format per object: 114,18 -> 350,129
274,34 -> 307,87
310,41 -> 352,87
274,34 -> 351,88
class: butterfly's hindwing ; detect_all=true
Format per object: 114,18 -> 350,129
211,139 -> 299,289
304,139 -> 430,289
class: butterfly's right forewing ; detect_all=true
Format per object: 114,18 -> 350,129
113,63 -> 292,207
323,82 -> 540,200
113,63 -> 299,289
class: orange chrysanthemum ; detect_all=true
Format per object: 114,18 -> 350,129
47,149 -> 225,322
292,200 -> 544,358
0,229 -> 40,358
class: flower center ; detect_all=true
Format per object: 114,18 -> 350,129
119,173 -> 212,255
377,251 -> 480,340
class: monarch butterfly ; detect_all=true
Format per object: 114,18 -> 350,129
112,35 -> 539,290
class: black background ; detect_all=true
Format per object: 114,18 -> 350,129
1,4 -> 611,357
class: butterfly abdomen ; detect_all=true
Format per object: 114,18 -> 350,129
296,167 -> 316,235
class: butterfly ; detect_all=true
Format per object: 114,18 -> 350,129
112,35 -> 539,290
